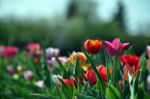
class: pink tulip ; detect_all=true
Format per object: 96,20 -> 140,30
3,47 -> 19,58
25,43 -> 41,56
104,38 -> 129,56
23,70 -> 33,80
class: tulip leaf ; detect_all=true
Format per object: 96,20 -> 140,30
76,94 -> 96,99
106,81 -> 123,99
55,86 -> 66,99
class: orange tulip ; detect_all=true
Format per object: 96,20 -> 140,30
84,39 -> 102,54
123,65 -> 139,81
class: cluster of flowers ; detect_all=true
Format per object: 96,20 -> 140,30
58,38 -> 141,88
1,38 -> 150,95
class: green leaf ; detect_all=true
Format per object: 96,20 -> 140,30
30,93 -> 57,99
76,94 -> 96,99
55,86 -> 66,99
106,81 -> 123,99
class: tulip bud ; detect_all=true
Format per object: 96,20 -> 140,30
23,70 -> 33,80
63,79 -> 76,88
85,69 -> 97,85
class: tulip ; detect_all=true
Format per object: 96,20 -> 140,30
85,69 -> 97,85
104,38 -> 129,56
84,39 -> 102,54
120,55 -> 140,69
35,80 -> 45,88
3,47 -> 19,58
97,65 -> 108,82
120,55 -> 140,81
147,46 -> 150,59
6,66 -> 14,75
45,47 -> 60,59
67,51 -> 87,64
23,70 -> 33,80
25,43 -> 41,56
81,64 -> 90,71
63,79 -> 76,88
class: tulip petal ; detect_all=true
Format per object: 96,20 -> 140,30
112,38 -> 120,49
104,41 -> 116,56
120,43 -> 129,54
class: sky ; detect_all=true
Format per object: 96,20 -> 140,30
0,0 -> 150,34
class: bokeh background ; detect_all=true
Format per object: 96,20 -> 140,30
0,0 -> 150,55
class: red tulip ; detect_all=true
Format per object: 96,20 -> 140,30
104,38 -> 129,56
97,65 -> 108,82
85,69 -> 97,85
120,55 -> 140,81
63,79 -> 76,88
85,65 -> 111,85
120,55 -> 140,69
84,39 -> 102,54
3,47 -> 19,58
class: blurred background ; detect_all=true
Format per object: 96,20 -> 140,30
0,0 -> 150,55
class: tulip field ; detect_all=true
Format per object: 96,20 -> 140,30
0,38 -> 150,99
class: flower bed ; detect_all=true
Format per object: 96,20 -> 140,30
0,38 -> 150,99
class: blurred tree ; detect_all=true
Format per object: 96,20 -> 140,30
67,0 -> 78,18
113,1 -> 126,32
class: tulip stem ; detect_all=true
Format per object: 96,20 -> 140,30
112,56 -> 119,84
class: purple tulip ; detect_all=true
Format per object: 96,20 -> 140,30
104,38 -> 129,56
23,70 -> 33,80
7,66 -> 14,75
45,47 -> 59,59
